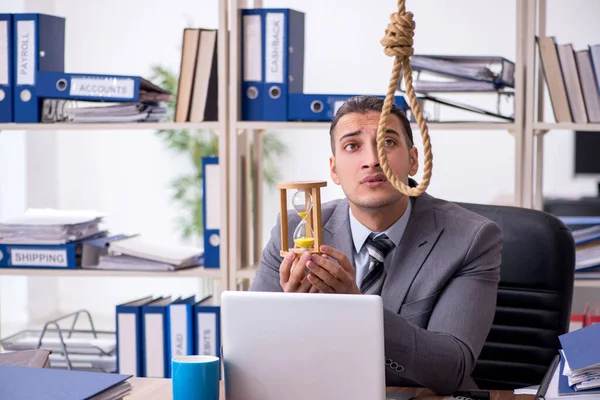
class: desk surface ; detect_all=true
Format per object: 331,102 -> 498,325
124,377 -> 537,400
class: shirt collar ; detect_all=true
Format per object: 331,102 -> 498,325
349,198 -> 412,253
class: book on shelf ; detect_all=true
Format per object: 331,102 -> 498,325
174,27 -> 219,123
537,37 -> 600,124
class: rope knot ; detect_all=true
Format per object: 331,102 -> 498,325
381,11 -> 415,59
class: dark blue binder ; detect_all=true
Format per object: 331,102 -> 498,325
261,8 -> 305,121
288,93 -> 409,122
0,14 -> 13,122
241,8 -> 265,121
12,13 -> 65,123
202,156 -> 220,268
559,322 -> 600,372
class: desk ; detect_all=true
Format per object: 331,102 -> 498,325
124,377 -> 536,400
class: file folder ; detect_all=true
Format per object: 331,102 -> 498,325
261,8 -> 305,121
116,296 -> 157,377
194,295 -> 221,358
167,295 -> 196,377
12,13 -> 65,123
142,296 -> 173,378
288,93 -> 409,122
36,71 -> 170,102
0,231 -> 107,270
0,14 -> 13,122
241,8 -> 264,121
202,157 -> 220,268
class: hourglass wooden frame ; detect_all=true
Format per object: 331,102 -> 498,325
278,180 -> 327,258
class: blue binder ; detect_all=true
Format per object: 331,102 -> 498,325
261,8 -> 305,121
12,13 -> 65,123
288,93 -> 409,122
193,295 -> 221,378
115,296 -> 157,377
142,297 -> 173,378
0,232 -> 107,270
0,14 -> 13,122
36,71 -> 151,102
166,295 -> 196,378
202,156 -> 220,268
240,8 -> 264,121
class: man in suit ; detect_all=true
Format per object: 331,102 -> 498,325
249,95 -> 502,395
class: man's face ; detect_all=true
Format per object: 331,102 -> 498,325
329,111 -> 419,210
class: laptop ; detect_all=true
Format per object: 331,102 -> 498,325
220,291 -> 388,400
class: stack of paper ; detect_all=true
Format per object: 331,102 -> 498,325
0,208 -> 105,244
557,323 -> 600,395
86,235 -> 204,271
41,99 -> 168,123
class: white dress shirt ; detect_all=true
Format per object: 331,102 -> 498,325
349,199 -> 412,286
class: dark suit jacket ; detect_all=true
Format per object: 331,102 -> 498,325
249,190 -> 502,395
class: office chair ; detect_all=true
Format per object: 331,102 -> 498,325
456,202 -> 575,390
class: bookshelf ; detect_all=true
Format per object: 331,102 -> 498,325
225,0 -> 532,287
0,0 -> 232,339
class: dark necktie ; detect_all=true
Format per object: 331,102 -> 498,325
360,233 -> 396,295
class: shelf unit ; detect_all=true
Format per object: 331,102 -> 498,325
0,0 -> 232,336
226,0 -> 531,287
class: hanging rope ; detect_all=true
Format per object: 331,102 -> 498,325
377,0 -> 432,196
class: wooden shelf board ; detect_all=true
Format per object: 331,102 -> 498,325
0,266 -> 223,278
236,121 -> 515,131
0,122 -> 220,132
534,123 -> 600,132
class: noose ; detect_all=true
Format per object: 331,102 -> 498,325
377,0 -> 432,196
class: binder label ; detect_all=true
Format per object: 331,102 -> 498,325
10,249 -> 68,267
16,20 -> 35,85
242,15 -> 262,82
69,77 -> 135,99
197,313 -> 217,356
265,12 -> 284,84
0,21 -> 8,85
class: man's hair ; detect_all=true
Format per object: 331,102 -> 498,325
329,95 -> 414,154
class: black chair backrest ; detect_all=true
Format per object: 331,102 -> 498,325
456,202 -> 575,390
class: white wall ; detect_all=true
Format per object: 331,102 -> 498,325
1,0 -> 599,329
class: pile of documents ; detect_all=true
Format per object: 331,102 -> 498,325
41,99 -> 168,123
0,208 -> 105,245
559,217 -> 600,279
536,323 -> 600,399
82,235 -> 204,272
399,54 -> 516,122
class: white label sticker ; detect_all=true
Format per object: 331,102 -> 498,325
243,15 -> 262,82
0,21 -> 8,85
69,77 -> 135,99
16,20 -> 35,85
197,313 -> 217,356
205,163 -> 220,231
265,13 -> 284,84
334,100 -> 345,115
11,249 -> 68,267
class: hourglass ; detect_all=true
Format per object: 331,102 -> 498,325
278,181 -> 327,258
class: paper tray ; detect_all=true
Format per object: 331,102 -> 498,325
1,328 -> 116,356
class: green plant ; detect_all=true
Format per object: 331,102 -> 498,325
150,64 -> 288,241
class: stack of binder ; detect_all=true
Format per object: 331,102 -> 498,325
0,12 -> 172,124
0,208 -> 107,270
115,294 -> 220,378
239,7 -> 410,122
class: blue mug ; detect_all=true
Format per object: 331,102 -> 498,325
172,355 -> 220,400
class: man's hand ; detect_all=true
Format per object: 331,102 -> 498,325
305,245 -> 360,294
280,251 -> 315,293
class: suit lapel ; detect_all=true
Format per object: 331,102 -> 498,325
322,199 -> 356,267
381,193 -> 444,313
